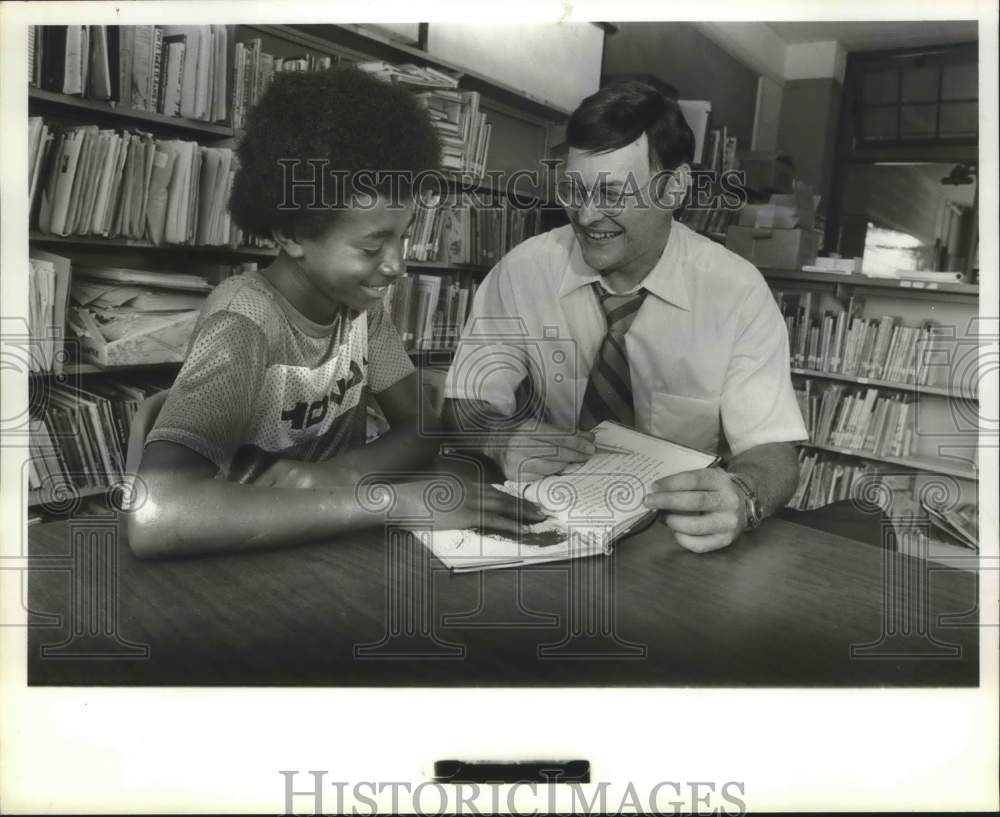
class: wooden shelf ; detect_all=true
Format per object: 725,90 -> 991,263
761,267 -> 978,297
790,368 -> 977,400
799,442 -> 978,481
29,232 -> 275,257
29,87 -> 235,138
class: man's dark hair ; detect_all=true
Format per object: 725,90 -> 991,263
566,79 -> 695,171
229,68 -> 441,240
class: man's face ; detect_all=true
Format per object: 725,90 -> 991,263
297,195 -> 415,314
562,134 -> 675,283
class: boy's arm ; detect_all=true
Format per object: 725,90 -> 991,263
128,438 -> 541,559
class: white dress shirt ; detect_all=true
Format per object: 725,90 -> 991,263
444,220 -> 808,456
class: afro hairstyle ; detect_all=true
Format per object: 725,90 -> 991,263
229,67 -> 442,241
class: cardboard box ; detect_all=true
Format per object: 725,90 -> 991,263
725,226 -> 821,269
737,151 -> 795,194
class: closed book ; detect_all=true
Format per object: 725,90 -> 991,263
130,26 -> 155,110
162,26 -> 201,119
88,26 -> 113,100
193,26 -> 212,120
145,145 -> 176,245
118,26 -> 134,107
41,26 -> 67,92
161,38 -> 186,116
100,132 -> 129,236
63,25 -> 88,95
47,128 -> 85,236
149,27 -> 164,112
210,25 -> 228,122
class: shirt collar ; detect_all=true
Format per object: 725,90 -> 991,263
557,220 -> 692,311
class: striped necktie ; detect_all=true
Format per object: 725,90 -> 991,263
578,283 -> 648,431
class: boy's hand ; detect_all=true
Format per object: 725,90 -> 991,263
642,468 -> 747,553
444,480 -> 549,534
488,421 -> 596,481
396,475 -> 548,535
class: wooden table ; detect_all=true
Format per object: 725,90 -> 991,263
27,514 -> 979,686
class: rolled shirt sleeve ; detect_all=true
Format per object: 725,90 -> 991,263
720,279 -> 809,455
444,260 -> 530,418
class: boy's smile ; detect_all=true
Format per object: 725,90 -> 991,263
270,196 -> 415,322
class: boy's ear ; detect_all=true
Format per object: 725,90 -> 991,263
272,228 -> 305,259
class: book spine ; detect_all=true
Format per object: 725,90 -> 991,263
149,27 -> 163,112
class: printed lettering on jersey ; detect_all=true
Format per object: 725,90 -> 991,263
250,314 -> 370,452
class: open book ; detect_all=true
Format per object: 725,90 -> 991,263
418,421 -> 721,572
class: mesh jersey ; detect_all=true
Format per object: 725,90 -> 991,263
146,270 -> 413,483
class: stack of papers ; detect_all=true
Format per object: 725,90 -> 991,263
69,266 -> 209,366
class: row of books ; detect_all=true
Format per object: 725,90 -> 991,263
406,195 -> 541,265
444,198 -> 542,267
776,292 -> 935,384
383,273 -> 479,352
232,38 -> 336,131
30,25 -> 229,123
678,125 -> 739,235
796,382 -> 916,458
787,450 -> 871,511
28,380 -> 164,494
357,61 -> 491,178
30,117 -> 241,248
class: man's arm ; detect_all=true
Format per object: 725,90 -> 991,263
443,397 -> 596,481
644,441 -> 800,553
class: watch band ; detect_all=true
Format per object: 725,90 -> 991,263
728,472 -> 764,530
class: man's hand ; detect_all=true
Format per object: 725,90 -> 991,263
487,421 -> 597,481
643,468 -> 747,553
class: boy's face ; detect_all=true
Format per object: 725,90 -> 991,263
297,195 -> 415,314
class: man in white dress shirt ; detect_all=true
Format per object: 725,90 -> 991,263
443,80 -> 808,553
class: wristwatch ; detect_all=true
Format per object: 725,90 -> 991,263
728,472 -> 764,531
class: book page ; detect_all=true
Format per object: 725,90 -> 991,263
507,421 -> 719,527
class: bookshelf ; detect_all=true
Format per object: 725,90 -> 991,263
29,87 -> 235,138
789,367 -> 977,401
775,262 -> 980,559
799,442 -> 978,482
25,22 -> 563,513
761,267 -> 979,299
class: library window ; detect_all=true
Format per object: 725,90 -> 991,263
855,47 -> 978,145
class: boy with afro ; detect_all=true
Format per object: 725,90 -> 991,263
129,69 -> 541,558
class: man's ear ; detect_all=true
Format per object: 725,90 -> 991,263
272,227 -> 305,259
659,163 -> 690,210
